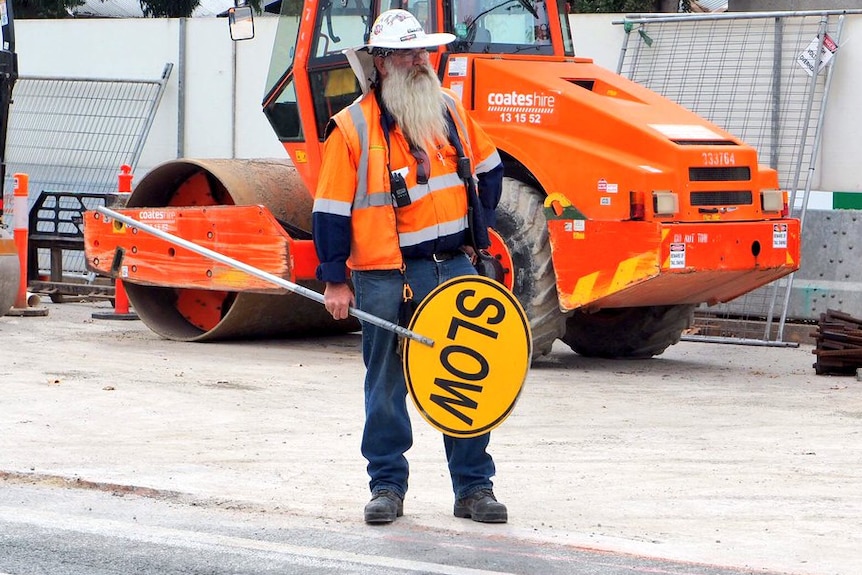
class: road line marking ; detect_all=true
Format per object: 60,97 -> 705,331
0,506 -> 515,575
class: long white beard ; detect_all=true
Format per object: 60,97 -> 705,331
380,59 -> 449,152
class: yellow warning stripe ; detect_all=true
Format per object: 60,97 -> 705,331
572,271 -> 599,303
609,256 -> 641,292
570,252 -> 658,307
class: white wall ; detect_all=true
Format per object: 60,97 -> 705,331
15,16 -> 287,177
17,18 -> 187,174
819,16 -> 862,192
13,14 -> 862,193
569,13 -> 624,70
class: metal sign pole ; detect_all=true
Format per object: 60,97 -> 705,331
95,206 -> 435,347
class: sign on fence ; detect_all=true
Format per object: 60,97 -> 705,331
797,34 -> 838,77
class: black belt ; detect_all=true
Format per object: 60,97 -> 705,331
431,251 -> 459,263
405,251 -> 461,263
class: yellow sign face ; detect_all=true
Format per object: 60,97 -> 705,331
403,276 -> 532,438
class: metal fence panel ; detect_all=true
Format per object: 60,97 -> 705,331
1,64 -> 172,289
616,10 -> 860,343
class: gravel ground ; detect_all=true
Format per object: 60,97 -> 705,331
2,300 -> 860,575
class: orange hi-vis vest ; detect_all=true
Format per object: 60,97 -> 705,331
312,88 -> 502,281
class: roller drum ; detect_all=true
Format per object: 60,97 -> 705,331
123,158 -> 358,342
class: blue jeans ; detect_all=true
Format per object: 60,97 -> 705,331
352,253 -> 496,501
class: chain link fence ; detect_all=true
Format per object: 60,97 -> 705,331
1,64 -> 172,298
615,10 -> 859,344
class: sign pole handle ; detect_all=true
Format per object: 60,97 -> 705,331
93,206 -> 435,347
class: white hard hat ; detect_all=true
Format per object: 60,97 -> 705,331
344,9 -> 454,95
364,9 -> 454,50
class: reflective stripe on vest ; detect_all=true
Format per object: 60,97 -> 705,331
348,93 -> 471,211
347,104 -> 373,209
441,92 -> 473,160
335,92 -> 476,263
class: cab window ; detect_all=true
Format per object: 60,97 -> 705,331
449,0 -> 554,55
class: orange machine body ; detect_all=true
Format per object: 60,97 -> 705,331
267,0 -> 800,313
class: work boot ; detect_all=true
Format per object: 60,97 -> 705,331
453,488 -> 508,523
364,490 -> 403,524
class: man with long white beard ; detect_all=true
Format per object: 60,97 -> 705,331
312,9 -> 506,525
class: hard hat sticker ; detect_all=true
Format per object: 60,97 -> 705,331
403,275 -> 532,438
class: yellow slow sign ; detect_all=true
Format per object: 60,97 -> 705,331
402,275 -> 532,438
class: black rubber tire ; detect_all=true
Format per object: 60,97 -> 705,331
561,304 -> 696,359
494,177 -> 568,358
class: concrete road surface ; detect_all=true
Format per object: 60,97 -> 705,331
1,301 -> 860,575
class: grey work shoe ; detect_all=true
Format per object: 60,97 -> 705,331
364,490 -> 404,524
453,488 -> 508,523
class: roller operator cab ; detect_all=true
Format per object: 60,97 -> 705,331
82,0 -> 799,359
258,0 -> 800,358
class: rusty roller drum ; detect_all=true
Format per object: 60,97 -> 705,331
123,158 -> 359,341
0,227 -> 20,315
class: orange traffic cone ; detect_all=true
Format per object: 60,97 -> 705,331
6,173 -> 48,317
92,165 -> 139,321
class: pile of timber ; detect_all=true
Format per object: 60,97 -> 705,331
812,309 -> 862,375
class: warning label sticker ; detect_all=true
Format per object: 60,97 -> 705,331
669,243 -> 686,269
773,223 -> 788,249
